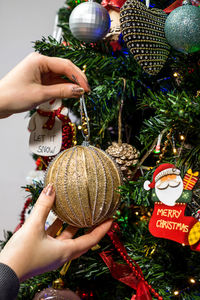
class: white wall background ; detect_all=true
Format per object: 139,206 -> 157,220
0,0 -> 65,240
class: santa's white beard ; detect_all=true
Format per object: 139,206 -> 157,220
155,177 -> 183,206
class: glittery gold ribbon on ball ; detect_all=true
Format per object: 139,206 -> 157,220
45,145 -> 122,227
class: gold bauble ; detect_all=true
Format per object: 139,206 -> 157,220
45,145 -> 122,227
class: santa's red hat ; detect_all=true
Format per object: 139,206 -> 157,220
144,163 -> 180,191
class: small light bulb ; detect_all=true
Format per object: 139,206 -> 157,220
174,290 -> 179,296
173,148 -> 177,155
78,125 -> 82,130
135,211 -> 139,215
180,134 -> 185,141
182,243 -> 185,246
189,278 -> 196,284
173,72 -> 179,77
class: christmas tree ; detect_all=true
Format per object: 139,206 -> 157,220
1,0 -> 200,299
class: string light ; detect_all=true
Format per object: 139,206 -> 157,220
189,278 -> 196,284
171,277 -> 199,297
170,277 -> 199,297
179,134 -> 185,141
174,290 -> 179,296
173,148 -> 177,155
173,72 -> 179,77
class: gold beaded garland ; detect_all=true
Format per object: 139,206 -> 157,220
45,145 -> 122,227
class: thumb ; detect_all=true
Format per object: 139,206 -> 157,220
29,184 -> 55,225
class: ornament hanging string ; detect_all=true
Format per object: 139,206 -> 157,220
80,65 -> 90,145
80,95 -> 90,145
118,78 -> 126,146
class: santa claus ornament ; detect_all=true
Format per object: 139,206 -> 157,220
144,163 -> 200,249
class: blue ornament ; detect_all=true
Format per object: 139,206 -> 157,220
69,0 -> 111,43
164,0 -> 200,53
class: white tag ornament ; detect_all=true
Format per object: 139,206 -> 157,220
28,100 -> 68,157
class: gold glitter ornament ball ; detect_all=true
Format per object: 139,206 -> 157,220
45,145 -> 122,227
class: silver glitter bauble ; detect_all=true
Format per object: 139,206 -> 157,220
164,0 -> 200,53
69,0 -> 111,43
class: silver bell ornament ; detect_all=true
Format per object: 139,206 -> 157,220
69,0 -> 111,43
164,0 -> 200,53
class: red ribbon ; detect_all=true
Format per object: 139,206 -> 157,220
37,106 -> 70,130
164,0 -> 200,13
100,250 -> 139,289
163,0 -> 183,13
100,223 -> 154,300
101,0 -> 126,11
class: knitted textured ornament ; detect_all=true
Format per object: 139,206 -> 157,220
120,0 -> 171,75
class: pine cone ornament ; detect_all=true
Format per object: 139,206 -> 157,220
106,142 -> 139,178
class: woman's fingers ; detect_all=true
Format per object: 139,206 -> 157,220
42,56 -> 90,93
68,219 -> 113,259
41,83 -> 85,101
56,225 -> 79,241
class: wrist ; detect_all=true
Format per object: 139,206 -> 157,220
0,251 -> 24,281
